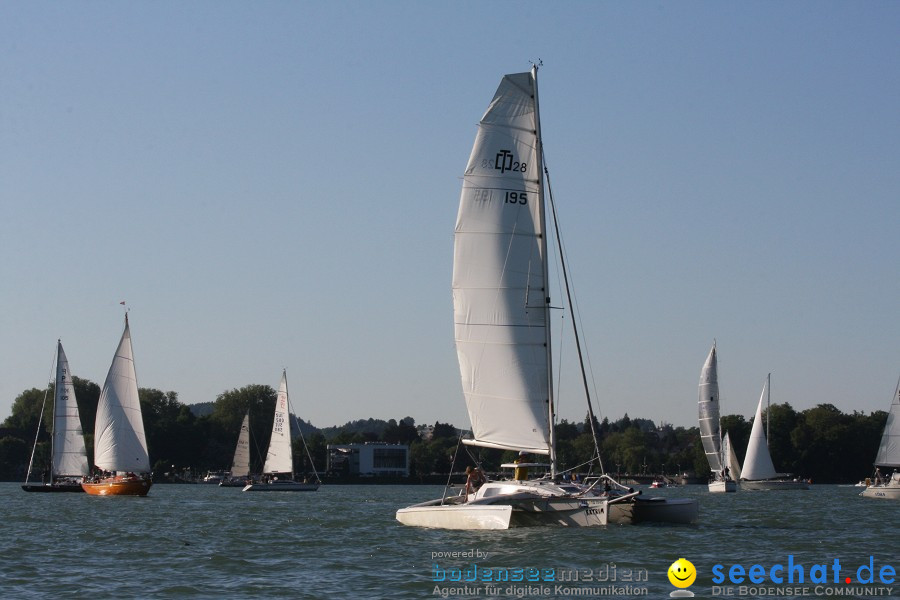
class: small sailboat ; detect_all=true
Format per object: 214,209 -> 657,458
242,370 -> 319,492
82,315 -> 152,496
395,65 -> 697,529
723,431 -> 742,482
22,341 -> 89,492
740,374 -> 808,491
219,412 -> 252,487
698,344 -> 736,493
860,376 -> 900,500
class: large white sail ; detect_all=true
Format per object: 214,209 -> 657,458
453,70 -> 551,455
723,431 -> 742,480
230,413 -> 251,477
52,342 -> 89,477
873,377 -> 900,468
698,344 -> 723,472
93,316 -> 150,473
741,377 -> 778,481
262,370 -> 293,474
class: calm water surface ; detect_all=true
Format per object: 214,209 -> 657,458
0,483 -> 894,599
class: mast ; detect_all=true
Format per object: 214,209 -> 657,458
766,373 -> 771,442
531,63 -> 557,479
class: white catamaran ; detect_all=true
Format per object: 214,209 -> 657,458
860,376 -> 900,500
22,341 -> 89,493
395,65 -> 698,529
243,370 -> 319,492
698,343 -> 737,493
740,373 -> 808,491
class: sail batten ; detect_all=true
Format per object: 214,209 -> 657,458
453,70 -> 550,454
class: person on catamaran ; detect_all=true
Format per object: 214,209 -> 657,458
464,466 -> 486,499
514,451 -> 529,481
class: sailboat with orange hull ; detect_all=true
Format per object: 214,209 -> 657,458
82,314 -> 152,497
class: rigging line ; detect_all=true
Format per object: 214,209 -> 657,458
543,152 -> 605,474
25,344 -> 58,484
441,434 -> 466,506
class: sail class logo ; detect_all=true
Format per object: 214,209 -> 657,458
668,558 -> 696,597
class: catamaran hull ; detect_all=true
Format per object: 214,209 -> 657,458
860,484 -> 900,499
740,479 -> 809,491
21,482 -> 85,493
242,481 -> 319,492
396,505 -> 515,529
708,480 -> 737,493
396,497 -> 609,529
82,477 -> 152,496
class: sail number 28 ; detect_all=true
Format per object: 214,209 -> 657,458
504,191 -> 527,205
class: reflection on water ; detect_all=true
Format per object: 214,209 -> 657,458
0,483 -> 893,599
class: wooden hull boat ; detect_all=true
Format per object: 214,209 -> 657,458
82,475 -> 152,496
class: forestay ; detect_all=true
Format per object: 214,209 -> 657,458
453,70 -> 550,455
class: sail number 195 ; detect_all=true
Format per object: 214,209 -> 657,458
505,191 -> 527,205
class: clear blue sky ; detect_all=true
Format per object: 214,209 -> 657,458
2,2 -> 898,431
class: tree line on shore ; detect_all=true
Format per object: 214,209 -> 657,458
0,378 -> 887,483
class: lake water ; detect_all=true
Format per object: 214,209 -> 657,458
0,483 -> 894,599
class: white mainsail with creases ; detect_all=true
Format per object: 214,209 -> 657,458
52,341 -> 89,478
262,370 -> 293,474
698,344 -> 723,473
873,377 -> 900,468
230,412 -> 251,478
453,69 -> 551,455
93,315 -> 150,473
741,376 -> 778,481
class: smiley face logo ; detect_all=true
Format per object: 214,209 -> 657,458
667,558 -> 696,588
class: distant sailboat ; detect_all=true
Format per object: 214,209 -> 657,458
243,370 -> 319,492
860,376 -> 900,500
723,431 -> 742,482
698,343 -> 736,493
22,341 -> 89,493
220,412 -> 252,487
82,315 -> 152,496
740,374 -> 808,491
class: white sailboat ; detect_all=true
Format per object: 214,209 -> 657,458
219,412 -> 252,487
740,374 -> 808,491
243,370 -> 319,492
723,431 -> 742,482
860,376 -> 900,500
82,314 -> 153,496
698,343 -> 736,493
395,66 -> 698,529
22,341 -> 89,492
